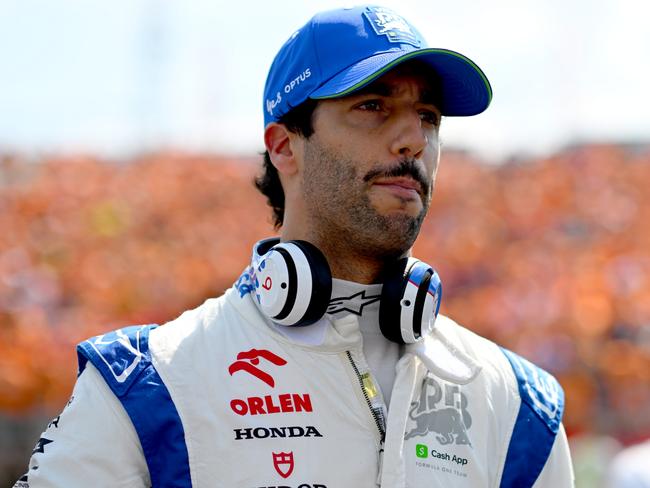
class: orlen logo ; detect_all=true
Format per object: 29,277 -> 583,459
229,349 -> 287,387
229,349 -> 313,416
231,393 -> 312,416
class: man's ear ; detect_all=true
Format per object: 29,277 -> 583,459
264,123 -> 299,175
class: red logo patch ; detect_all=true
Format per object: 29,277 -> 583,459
272,451 -> 295,479
230,393 -> 313,416
228,349 -> 287,387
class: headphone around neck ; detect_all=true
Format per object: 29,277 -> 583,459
251,238 -> 442,344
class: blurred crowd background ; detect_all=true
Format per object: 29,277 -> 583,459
1,144 -> 649,485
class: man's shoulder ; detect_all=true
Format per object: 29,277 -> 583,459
434,314 -> 513,381
437,314 -> 565,433
149,286 -> 265,361
75,290 -> 235,371
151,293 -> 230,344
435,314 -> 556,379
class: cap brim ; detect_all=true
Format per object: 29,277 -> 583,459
310,48 -> 492,116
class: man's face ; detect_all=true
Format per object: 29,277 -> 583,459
298,64 -> 441,260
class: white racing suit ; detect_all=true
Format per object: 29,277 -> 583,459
15,267 -> 574,487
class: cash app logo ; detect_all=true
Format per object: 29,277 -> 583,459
416,443 -> 429,458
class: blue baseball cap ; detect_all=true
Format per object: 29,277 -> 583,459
263,5 -> 492,127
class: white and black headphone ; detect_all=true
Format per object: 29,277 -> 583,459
251,238 -> 442,344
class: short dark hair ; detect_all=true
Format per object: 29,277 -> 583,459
255,98 -> 319,228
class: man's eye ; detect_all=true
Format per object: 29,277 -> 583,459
419,110 -> 440,126
357,100 -> 382,111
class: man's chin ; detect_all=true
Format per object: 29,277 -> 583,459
371,206 -> 425,230
378,208 -> 423,220
356,212 -> 423,257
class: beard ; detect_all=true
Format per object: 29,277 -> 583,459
301,138 -> 433,261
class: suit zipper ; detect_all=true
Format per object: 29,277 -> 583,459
346,350 -> 386,442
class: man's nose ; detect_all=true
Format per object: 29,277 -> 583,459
389,109 -> 429,158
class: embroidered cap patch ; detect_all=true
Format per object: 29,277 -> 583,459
363,6 -> 421,47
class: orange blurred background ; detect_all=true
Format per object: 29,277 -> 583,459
1,145 -> 650,483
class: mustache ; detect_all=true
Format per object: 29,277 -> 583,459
362,158 -> 430,193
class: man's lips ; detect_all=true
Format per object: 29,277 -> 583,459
372,177 -> 423,198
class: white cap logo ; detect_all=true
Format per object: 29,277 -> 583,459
364,7 -> 420,46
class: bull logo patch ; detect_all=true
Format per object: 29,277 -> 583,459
272,451 -> 295,479
405,376 -> 472,446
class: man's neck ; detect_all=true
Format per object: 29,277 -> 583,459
326,254 -> 385,284
280,218 -> 411,284
280,234 -> 384,284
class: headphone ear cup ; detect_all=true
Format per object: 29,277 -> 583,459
379,258 -> 442,344
254,239 -> 332,327
290,240 -> 332,326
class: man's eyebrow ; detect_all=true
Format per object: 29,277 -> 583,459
419,88 -> 439,107
350,81 -> 392,98
349,81 -> 440,106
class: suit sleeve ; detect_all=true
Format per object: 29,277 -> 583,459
13,364 -> 150,488
532,423 -> 575,488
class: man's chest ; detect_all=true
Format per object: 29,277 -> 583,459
402,375 -> 499,487
156,343 -> 500,487
163,345 -> 381,487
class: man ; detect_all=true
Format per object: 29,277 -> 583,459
16,5 -> 574,487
